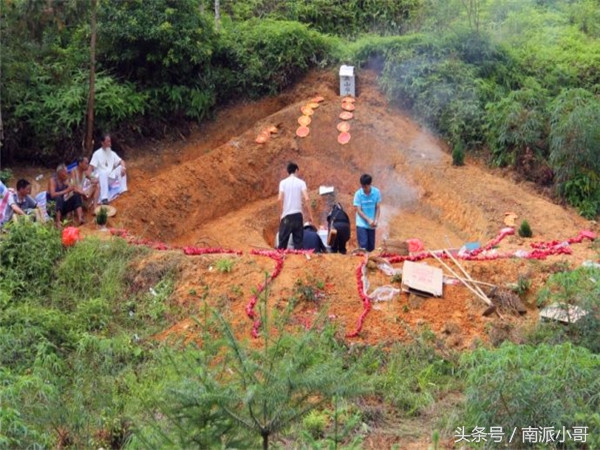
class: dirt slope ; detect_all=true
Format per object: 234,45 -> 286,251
10,68 -> 599,447
76,68 -> 594,350
13,68 -> 598,348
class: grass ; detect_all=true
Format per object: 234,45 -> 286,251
1,225 -> 599,448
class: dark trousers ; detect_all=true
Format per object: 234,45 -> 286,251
47,193 -> 83,217
330,222 -> 350,254
357,226 -> 376,252
278,212 -> 303,250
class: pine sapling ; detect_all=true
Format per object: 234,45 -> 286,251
518,220 -> 532,238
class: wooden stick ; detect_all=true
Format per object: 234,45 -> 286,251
444,249 -> 491,302
429,251 -> 493,307
443,275 -> 497,289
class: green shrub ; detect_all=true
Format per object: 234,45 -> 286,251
549,88 -> 600,213
460,342 -> 600,446
379,43 -> 485,146
452,141 -> 465,166
518,219 -> 532,238
485,81 -> 549,168
53,237 -> 138,311
374,330 -> 459,416
214,19 -> 330,100
0,168 -> 13,184
303,410 -> 328,439
215,257 -> 235,273
96,206 -> 108,226
0,220 -> 63,299
532,266 -> 600,352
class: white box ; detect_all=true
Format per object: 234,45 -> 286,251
319,185 -> 335,195
339,65 -> 355,97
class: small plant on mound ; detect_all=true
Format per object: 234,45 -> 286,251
215,257 -> 235,273
518,219 -> 532,237
96,207 -> 108,227
452,141 -> 465,166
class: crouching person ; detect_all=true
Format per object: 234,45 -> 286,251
47,163 -> 84,227
327,202 -> 351,254
1,179 -> 45,226
302,222 -> 327,253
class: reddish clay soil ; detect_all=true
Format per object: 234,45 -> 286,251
15,69 -> 599,351
11,68 -> 600,447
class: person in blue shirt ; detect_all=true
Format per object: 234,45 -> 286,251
353,173 -> 381,252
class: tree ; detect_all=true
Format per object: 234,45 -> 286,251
152,292 -> 370,449
548,88 -> 600,216
85,0 -> 98,154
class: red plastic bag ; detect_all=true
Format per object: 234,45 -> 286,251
62,226 -> 81,247
406,238 -> 424,253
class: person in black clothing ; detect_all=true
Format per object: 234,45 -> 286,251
302,222 -> 327,253
327,202 -> 351,254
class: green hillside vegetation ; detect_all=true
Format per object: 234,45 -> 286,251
2,0 -> 600,447
2,0 -> 600,216
0,215 -> 599,448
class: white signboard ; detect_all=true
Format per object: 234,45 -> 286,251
401,261 -> 443,297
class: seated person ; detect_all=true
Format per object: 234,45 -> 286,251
70,156 -> 99,211
46,163 -> 84,226
1,178 -> 45,225
302,222 -> 327,253
90,134 -> 127,205
327,202 -> 351,254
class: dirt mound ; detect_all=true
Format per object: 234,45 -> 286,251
11,69 -> 599,349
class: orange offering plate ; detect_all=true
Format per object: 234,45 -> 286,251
301,106 -> 314,116
296,126 -> 310,138
337,122 -> 350,133
338,132 -> 351,145
298,115 -> 312,126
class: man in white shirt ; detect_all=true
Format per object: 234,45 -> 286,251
90,134 -> 128,205
277,162 -> 313,250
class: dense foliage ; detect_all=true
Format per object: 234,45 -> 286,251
0,220 -> 598,447
3,0 -> 599,214
461,342 -> 600,446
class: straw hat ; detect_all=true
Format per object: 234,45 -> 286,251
94,205 -> 117,217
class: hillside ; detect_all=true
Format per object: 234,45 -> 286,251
9,67 -> 600,448
65,68 -> 589,350
14,68 -> 598,348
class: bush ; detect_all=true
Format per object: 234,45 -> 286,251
461,342 -> 600,446
532,266 -> 600,353
0,220 -> 63,299
214,19 -> 331,100
549,88 -> 600,214
379,38 -> 485,146
373,330 -> 459,416
485,81 -> 549,168
452,141 -> 465,166
518,219 -> 532,238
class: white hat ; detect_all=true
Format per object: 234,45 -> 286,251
303,222 -> 317,230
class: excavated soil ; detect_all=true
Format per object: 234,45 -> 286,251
10,68 -> 600,447
15,69 -> 599,351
